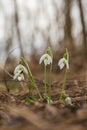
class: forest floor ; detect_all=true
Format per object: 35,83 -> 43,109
0,50 -> 87,130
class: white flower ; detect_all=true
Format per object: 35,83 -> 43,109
13,64 -> 28,81
65,97 -> 72,105
14,64 -> 28,75
58,57 -> 69,70
17,74 -> 24,81
39,54 -> 52,66
13,72 -> 24,81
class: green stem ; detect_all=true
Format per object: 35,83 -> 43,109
49,64 -> 52,97
21,57 -> 43,100
22,58 -> 33,96
30,76 -> 43,100
44,65 -> 47,96
21,57 -> 32,77
59,69 -> 68,101
28,79 -> 32,96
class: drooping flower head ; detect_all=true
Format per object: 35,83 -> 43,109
39,54 -> 52,66
14,73 -> 24,81
13,64 -> 28,81
58,48 -> 69,70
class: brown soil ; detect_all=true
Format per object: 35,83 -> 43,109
0,77 -> 87,130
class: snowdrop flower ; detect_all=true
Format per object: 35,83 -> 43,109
14,72 -> 24,81
58,57 -> 69,70
39,54 -> 52,66
65,97 -> 72,105
58,49 -> 69,70
58,49 -> 70,101
14,64 -> 28,74
13,64 -> 28,81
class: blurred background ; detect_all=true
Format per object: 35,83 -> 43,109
0,0 -> 87,81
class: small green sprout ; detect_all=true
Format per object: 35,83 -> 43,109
25,96 -> 35,104
58,48 -> 69,101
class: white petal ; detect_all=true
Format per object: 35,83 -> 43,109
58,58 -> 64,65
39,54 -> 52,66
13,74 -> 18,80
39,54 -> 47,64
13,72 -> 20,80
39,54 -> 46,64
65,97 -> 72,105
58,58 -> 65,69
22,66 -> 28,74
60,63 -> 65,69
44,59 -> 48,66
14,64 -> 28,74
18,74 -> 24,81
18,76 -> 22,81
47,56 -> 52,64
58,57 -> 69,70
14,65 -> 22,74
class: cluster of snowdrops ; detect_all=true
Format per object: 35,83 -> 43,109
13,47 -> 72,105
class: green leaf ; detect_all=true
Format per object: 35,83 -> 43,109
25,97 -> 35,103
